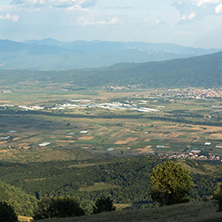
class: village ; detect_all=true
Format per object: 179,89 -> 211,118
162,149 -> 221,161
145,88 -> 222,100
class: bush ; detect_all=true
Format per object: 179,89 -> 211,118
93,197 -> 116,214
33,196 -> 85,220
0,201 -> 17,222
213,182 -> 222,211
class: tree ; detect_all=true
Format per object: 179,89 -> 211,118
0,201 -> 17,222
33,196 -> 85,220
213,182 -> 222,212
149,161 -> 193,205
93,197 -> 116,214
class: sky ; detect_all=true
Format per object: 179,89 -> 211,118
0,0 -> 222,48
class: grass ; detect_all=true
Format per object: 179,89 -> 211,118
37,201 -> 222,222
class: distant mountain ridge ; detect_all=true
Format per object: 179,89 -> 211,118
0,51 -> 221,88
0,38 -> 220,70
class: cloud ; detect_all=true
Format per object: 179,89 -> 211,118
215,3 -> 222,13
0,13 -> 19,22
78,16 -> 121,25
11,0 -> 96,9
172,0 -> 222,23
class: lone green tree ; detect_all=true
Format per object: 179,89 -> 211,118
149,161 -> 193,206
93,197 -> 116,214
0,201 -> 17,222
33,196 -> 85,220
213,182 -> 222,211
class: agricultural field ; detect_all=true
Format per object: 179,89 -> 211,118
1,86 -> 222,162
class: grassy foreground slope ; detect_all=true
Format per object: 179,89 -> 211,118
38,201 -> 222,222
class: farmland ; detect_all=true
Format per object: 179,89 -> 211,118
1,86 -> 222,163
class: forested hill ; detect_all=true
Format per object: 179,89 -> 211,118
0,51 -> 221,88
71,51 -> 222,88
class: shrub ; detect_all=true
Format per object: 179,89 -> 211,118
93,197 -> 116,214
33,196 -> 85,220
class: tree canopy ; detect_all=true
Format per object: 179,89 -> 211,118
149,161 -> 193,205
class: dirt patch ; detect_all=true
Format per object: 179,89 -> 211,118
137,146 -> 153,154
115,147 -> 128,150
23,146 -> 31,150
65,136 -> 73,138
172,132 -> 184,137
210,134 -> 222,139
56,140 -> 76,143
205,126 -> 222,133
78,136 -> 95,140
115,137 -> 138,145
13,137 -> 21,141
190,127 -> 203,131
115,141 -> 128,145
0,150 -> 8,153
0,100 -> 11,103
0,141 -> 7,144
145,139 -> 151,142
19,143 -> 28,147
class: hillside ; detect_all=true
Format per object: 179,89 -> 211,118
1,156 -> 222,215
0,39 -> 220,70
38,201 -> 222,222
0,181 -> 37,216
0,51 -> 221,88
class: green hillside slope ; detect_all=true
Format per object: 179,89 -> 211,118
0,182 -> 37,216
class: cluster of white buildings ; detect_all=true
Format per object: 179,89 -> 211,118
167,152 -> 221,161
51,102 -> 159,113
18,105 -> 45,111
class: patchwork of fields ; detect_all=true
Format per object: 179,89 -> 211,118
1,87 -> 222,162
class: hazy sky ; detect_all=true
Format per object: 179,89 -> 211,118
0,0 -> 222,48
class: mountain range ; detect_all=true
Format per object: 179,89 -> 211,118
0,38 -> 220,70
